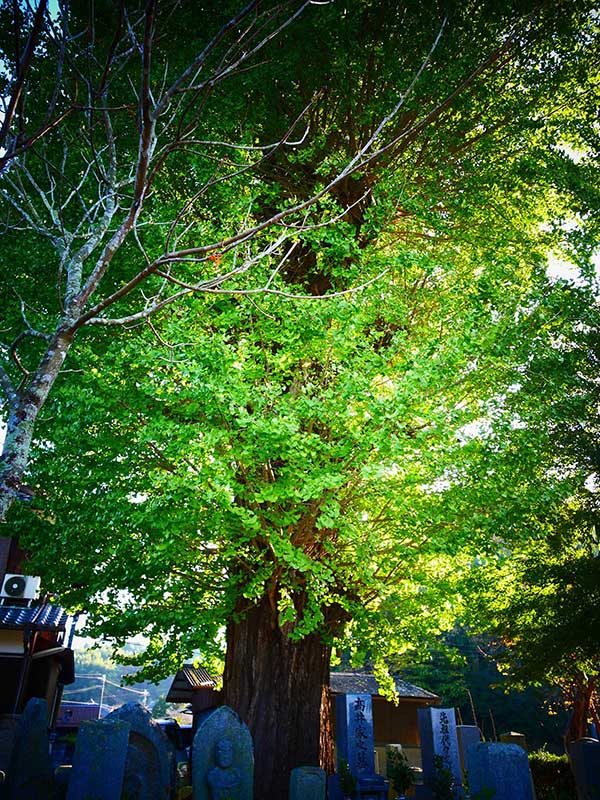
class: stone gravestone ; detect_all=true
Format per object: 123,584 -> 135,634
465,742 -> 534,800
456,725 -> 481,773
192,705 -> 253,800
5,697 -> 54,800
570,737 -> 600,800
103,703 -> 177,800
289,766 -> 326,800
417,707 -> 462,800
499,731 -> 528,751
0,715 -> 19,775
335,694 -> 388,799
66,719 -> 131,800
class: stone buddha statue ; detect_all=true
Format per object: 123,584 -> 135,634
206,737 -> 242,800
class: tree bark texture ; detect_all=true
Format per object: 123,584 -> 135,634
223,594 -> 334,800
566,680 -> 596,746
0,331 -> 73,523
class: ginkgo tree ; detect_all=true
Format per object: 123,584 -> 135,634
3,1 -> 600,798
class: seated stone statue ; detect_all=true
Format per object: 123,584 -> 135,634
206,737 -> 242,800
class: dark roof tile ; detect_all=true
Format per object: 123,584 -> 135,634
0,603 -> 68,630
329,671 -> 439,701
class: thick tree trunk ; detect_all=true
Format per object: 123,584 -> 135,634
223,595 -> 334,800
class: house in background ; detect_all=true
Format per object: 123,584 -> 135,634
0,537 -> 76,772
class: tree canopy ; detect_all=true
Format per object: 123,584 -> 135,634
2,1 -> 600,795
7,0 -> 600,667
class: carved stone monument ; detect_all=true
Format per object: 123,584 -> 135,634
289,766 -> 326,800
66,719 -> 131,800
103,702 -> 176,799
335,693 -> 388,800
465,742 -> 534,800
417,707 -> 463,800
5,697 -> 54,800
192,705 -> 253,800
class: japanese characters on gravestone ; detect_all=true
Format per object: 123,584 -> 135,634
192,705 -> 253,800
335,694 -> 388,800
569,737 -> 600,800
66,719 -> 131,800
417,707 -> 463,800
103,702 -> 176,799
5,696 -> 54,800
289,766 -> 326,800
465,742 -> 534,800
336,694 -> 375,779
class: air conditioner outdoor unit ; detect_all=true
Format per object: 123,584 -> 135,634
0,574 -> 41,601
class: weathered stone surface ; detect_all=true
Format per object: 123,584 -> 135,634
570,737 -> 600,800
465,742 -> 534,800
335,694 -> 376,780
103,703 -> 177,800
456,725 -> 482,772
0,715 -> 19,775
192,706 -> 253,800
417,707 -> 462,799
289,766 -> 326,800
499,731 -> 528,751
66,720 -> 130,800
5,697 -> 53,800
335,694 -> 388,799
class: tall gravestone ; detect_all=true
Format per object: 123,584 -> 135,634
66,719 -> 131,800
5,697 -> 54,800
570,737 -> 600,800
289,766 -> 326,800
335,694 -> 388,800
465,742 -> 534,800
456,725 -> 481,773
192,705 -> 253,800
417,707 -> 463,800
103,703 -> 176,800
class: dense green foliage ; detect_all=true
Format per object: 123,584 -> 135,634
440,277 -> 600,732
2,1 -> 600,713
529,751 -> 576,800
399,630 -> 569,751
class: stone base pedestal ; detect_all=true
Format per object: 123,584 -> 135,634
356,775 -> 388,800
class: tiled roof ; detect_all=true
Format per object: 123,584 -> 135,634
166,664 -> 217,703
0,603 -> 68,630
329,671 -> 439,701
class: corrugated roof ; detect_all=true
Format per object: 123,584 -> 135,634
166,664 -> 217,703
0,603 -> 68,630
329,672 -> 439,701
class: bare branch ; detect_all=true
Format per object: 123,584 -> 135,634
153,1 -> 262,118
0,0 -> 49,158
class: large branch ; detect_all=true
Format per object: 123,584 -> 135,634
68,11 -> 526,330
